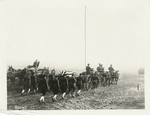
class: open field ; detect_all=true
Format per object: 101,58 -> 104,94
7,73 -> 144,110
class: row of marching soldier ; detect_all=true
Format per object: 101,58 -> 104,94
9,60 -> 119,103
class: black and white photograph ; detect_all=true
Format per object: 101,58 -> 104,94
1,0 -> 149,112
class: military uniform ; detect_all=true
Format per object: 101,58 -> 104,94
108,66 -> 115,76
51,78 -> 59,95
38,75 -> 47,96
38,75 -> 47,103
86,65 -> 91,75
59,76 -> 68,94
21,74 -> 31,95
108,66 -> 114,72
31,74 -> 36,90
91,73 -> 99,88
51,76 -> 60,101
23,75 -> 30,90
97,65 -> 104,74
10,72 -> 15,87
48,74 -> 53,91
68,77 -> 76,95
76,75 -> 83,90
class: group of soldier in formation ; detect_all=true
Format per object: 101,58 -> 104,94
8,60 -> 119,103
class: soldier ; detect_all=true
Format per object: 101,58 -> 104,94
97,63 -> 104,75
33,59 -> 37,67
108,64 -> 115,75
10,72 -> 15,88
51,75 -> 60,101
21,71 -> 31,95
91,72 -> 99,89
30,70 -> 36,93
68,73 -> 76,97
76,73 -> 84,96
59,72 -> 68,99
33,59 -> 40,70
86,63 -> 91,75
38,73 -> 47,103
37,61 -> 40,68
96,64 -> 104,85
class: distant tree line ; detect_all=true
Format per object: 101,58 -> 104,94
138,68 -> 144,75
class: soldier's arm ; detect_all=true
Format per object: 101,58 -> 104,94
86,67 -> 87,71
67,78 -> 69,87
89,76 -> 92,83
45,79 -> 48,90
66,78 -> 68,87
29,76 -> 31,86
57,79 -> 61,90
45,78 -> 49,90
112,68 -> 114,71
73,76 -> 76,83
81,76 -> 84,83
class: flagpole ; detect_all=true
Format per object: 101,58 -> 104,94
85,6 -> 86,72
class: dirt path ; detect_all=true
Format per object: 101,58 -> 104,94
7,74 -> 144,110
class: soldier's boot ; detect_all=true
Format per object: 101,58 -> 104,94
39,96 -> 44,104
77,90 -> 81,96
62,92 -> 66,99
72,92 -> 76,97
27,88 -> 30,95
36,87 -> 39,92
52,95 -> 57,102
69,92 -> 72,97
21,89 -> 25,96
34,89 -> 36,93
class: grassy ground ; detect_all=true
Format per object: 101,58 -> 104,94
7,73 -> 144,110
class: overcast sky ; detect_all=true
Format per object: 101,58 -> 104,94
1,0 -> 149,74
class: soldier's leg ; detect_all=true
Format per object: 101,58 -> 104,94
96,80 -> 98,88
27,88 -> 31,94
39,89 -> 44,102
52,87 -> 58,101
53,94 -> 58,101
40,88 -> 46,102
39,96 -> 44,103
33,83 -> 36,93
68,85 -> 72,97
76,83 -> 81,96
39,92 -> 45,103
103,77 -> 106,86
62,92 -> 66,99
72,85 -> 76,97
21,89 -> 25,94
21,89 -> 25,95
61,85 -> 67,99
21,84 -> 26,95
